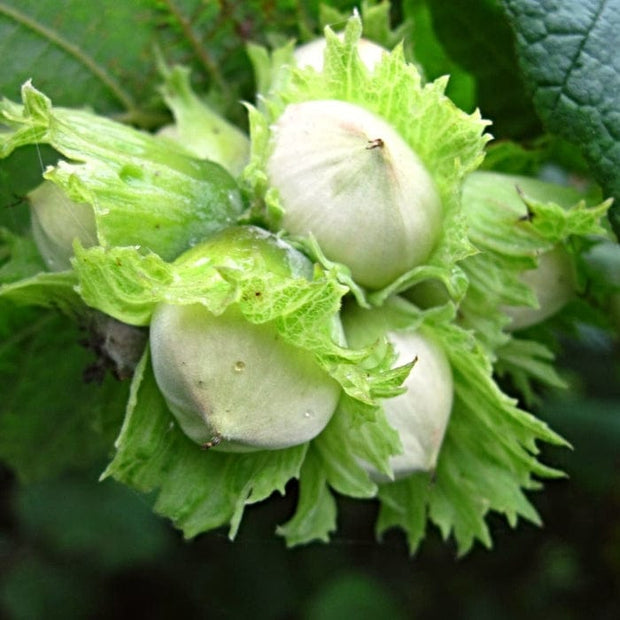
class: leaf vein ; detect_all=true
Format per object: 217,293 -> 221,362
0,2 -> 136,112
550,0 -> 609,111
159,0 -> 230,97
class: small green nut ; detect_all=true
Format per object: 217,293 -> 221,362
381,330 -> 453,477
342,303 -> 454,478
460,171 -> 583,330
151,304 -> 341,452
267,99 -> 442,290
149,226 -> 342,452
29,181 -> 97,271
502,245 -> 576,331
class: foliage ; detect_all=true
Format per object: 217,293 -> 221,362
0,0 -> 618,567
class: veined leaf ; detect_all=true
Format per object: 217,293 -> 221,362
0,0 -> 157,117
417,0 -> 542,138
0,304 -> 128,482
501,0 -> 620,237
0,82 -> 244,262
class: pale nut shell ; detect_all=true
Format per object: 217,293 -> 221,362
503,245 -> 576,331
365,330 -> 453,480
150,304 -> 341,452
29,181 -> 97,271
267,99 -> 442,289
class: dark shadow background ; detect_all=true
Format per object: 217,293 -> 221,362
1,333 -> 618,620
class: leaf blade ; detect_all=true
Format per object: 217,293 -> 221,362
502,0 -> 620,235
0,0 -> 157,114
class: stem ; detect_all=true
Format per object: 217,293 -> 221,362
160,0 -> 232,99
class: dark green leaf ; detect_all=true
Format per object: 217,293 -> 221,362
0,270 -> 84,317
0,555 -> 97,620
0,304 -> 128,481
305,571 -> 408,620
407,0 -> 542,137
0,145 -> 58,230
13,472 -> 172,570
0,0 -> 158,117
0,0 -> 320,128
501,0 -> 620,236
541,395 -> 620,494
0,228 -> 45,283
402,0 -> 476,111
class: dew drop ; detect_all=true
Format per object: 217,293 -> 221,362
234,361 -> 246,373
303,410 -> 315,419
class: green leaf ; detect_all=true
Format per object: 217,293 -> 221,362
279,392 -> 405,544
0,145 -> 59,233
0,305 -> 128,482
72,244 -> 173,326
361,298 -> 566,555
0,228 -> 45,283
414,0 -> 542,138
402,0 -> 476,111
375,473 -> 431,551
495,337 -> 567,407
312,398 -> 386,500
0,0 -> 158,118
304,571 -> 408,620
0,270 -> 83,317
501,0 -> 620,236
0,0 -> 335,129
1,82 -> 244,262
0,556 -> 96,620
276,447 -> 337,546
103,351 -> 308,539
13,472 -> 172,570
158,63 -> 250,175
319,0 -> 412,51
245,39 -> 297,105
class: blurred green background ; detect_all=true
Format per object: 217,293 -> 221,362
1,329 -> 618,619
